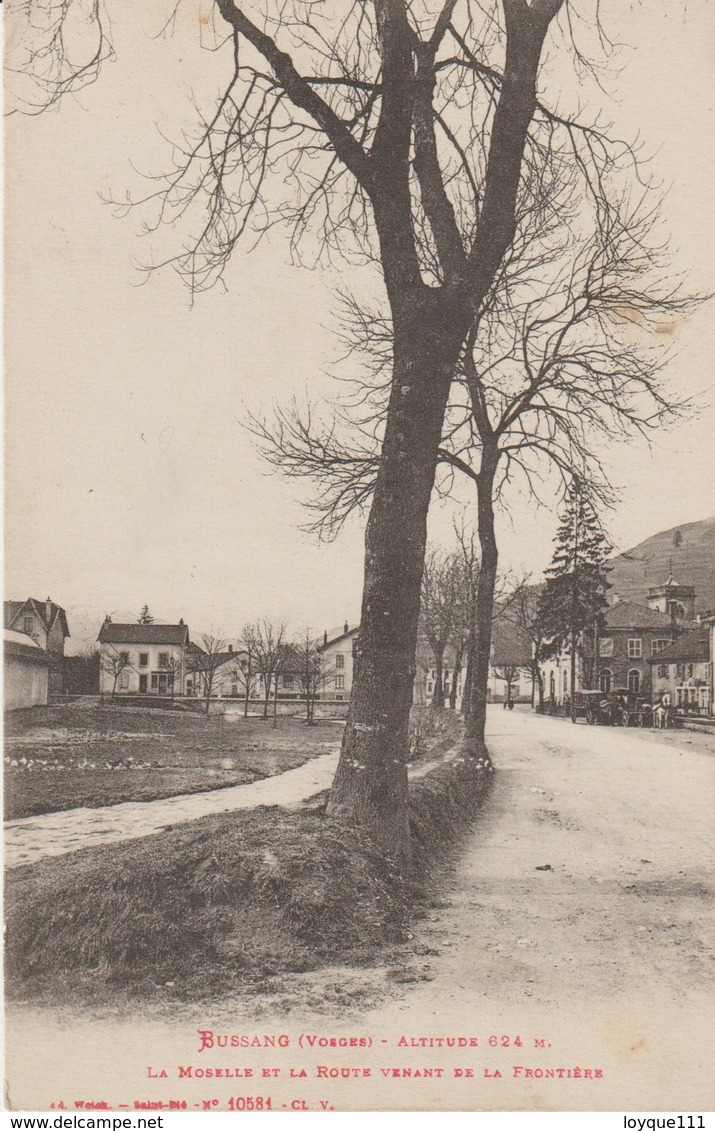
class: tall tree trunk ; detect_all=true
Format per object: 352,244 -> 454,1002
450,644 -> 463,710
431,643 -> 445,712
535,663 -> 544,712
327,1 -> 562,856
570,628 -> 577,722
327,308 -> 464,860
462,639 -> 474,721
463,447 -> 499,753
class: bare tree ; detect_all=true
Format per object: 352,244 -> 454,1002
419,547 -> 461,712
162,654 -> 184,701
11,0 -> 669,858
293,630 -> 326,725
271,640 -> 294,728
256,195 -> 698,760
492,663 -> 521,707
100,647 -> 133,699
247,619 -> 287,721
237,625 -> 261,718
188,635 -> 229,714
506,585 -> 546,711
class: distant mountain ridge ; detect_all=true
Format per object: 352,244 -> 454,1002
608,516 -> 715,615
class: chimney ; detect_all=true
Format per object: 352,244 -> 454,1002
46,598 -> 53,622
228,643 -> 233,653
105,614 -> 111,623
179,618 -> 184,625
344,620 -> 349,635
323,630 -> 328,646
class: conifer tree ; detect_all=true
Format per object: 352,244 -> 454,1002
538,483 -> 611,716
138,606 -> 154,625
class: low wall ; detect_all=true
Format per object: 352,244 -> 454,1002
4,655 -> 49,711
210,697 -> 350,720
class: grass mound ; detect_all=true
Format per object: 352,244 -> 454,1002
6,757 -> 492,1006
410,753 -> 493,861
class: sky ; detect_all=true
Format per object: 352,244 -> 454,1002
5,0 -> 715,652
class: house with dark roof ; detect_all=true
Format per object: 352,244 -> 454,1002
97,617 -> 190,696
488,617 -> 534,705
650,627 -> 711,714
4,598 -> 70,694
540,579 -> 698,706
595,598 -> 693,698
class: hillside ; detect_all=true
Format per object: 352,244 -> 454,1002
608,516 -> 715,614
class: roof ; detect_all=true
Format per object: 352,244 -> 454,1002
97,622 -> 189,646
647,577 -> 695,595
320,624 -> 359,650
4,598 -> 70,638
4,629 -> 52,664
603,600 -> 682,631
490,618 -> 533,667
648,628 -> 710,665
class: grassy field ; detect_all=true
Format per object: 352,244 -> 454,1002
5,753 -> 493,1008
4,704 -> 343,820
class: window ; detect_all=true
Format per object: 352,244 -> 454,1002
652,639 -> 670,657
562,670 -> 569,695
335,654 -> 345,669
426,682 -> 434,695
231,684 -> 238,697
335,675 -> 345,690
151,674 -> 158,689
158,652 -> 169,669
687,663 -> 694,679
657,664 -> 669,679
599,669 -> 612,693
628,639 -> 642,659
119,672 -> 129,690
628,669 -> 641,694
120,651 -> 130,664
283,675 -> 294,689
676,663 -> 684,681
139,652 -> 149,667
23,616 -> 34,635
599,637 -> 614,658
549,672 -> 555,698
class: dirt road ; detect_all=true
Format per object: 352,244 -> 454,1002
6,707 -> 714,1111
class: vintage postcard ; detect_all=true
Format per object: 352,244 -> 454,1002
4,0 -> 715,1114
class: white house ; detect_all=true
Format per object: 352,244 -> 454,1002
319,623 -> 359,701
97,618 -> 190,696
